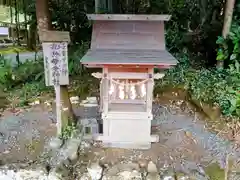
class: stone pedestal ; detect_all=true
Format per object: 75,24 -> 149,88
95,112 -> 158,149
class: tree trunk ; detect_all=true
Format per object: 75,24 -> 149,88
36,0 -> 76,133
107,0 -> 113,13
23,0 -> 29,48
95,0 -> 100,13
217,0 -> 236,68
222,0 -> 236,38
29,22 -> 37,50
14,0 -> 20,46
10,3 -> 14,40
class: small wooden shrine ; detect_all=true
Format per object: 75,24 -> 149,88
81,14 -> 177,149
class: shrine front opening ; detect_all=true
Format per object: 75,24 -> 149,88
81,14 -> 177,149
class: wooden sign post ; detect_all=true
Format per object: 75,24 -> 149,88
40,30 -> 70,135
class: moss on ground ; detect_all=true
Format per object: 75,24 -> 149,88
205,163 -> 224,180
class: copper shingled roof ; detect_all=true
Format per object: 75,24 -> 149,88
81,14 -> 177,67
81,49 -> 177,66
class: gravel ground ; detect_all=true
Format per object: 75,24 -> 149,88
0,106 -> 56,164
0,96 -> 239,179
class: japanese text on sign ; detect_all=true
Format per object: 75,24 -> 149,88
43,42 -> 69,86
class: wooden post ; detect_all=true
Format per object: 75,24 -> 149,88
55,85 -> 61,134
102,67 -> 109,116
102,67 -> 109,137
36,0 -> 76,136
146,68 -> 153,118
40,30 -> 70,135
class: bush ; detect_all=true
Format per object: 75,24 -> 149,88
0,56 -> 44,90
156,62 -> 240,117
68,42 -> 90,76
0,42 -> 90,91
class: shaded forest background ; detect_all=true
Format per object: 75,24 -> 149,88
1,0 -> 239,67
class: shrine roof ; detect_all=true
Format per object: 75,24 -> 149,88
81,49 -> 177,66
87,14 -> 171,21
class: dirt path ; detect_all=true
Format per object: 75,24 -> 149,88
76,102 -> 239,179
0,106 -> 56,164
0,94 -> 239,179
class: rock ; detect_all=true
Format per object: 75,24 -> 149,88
118,170 -> 141,180
2,150 -> 10,154
161,175 -> 175,180
80,141 -> 91,150
2,169 -> 50,180
53,162 -> 71,178
138,159 -> 148,168
189,169 -> 209,180
0,170 -> 16,180
32,164 -> 50,175
28,100 -> 40,106
106,162 -> 139,176
175,172 -> 189,180
79,173 -> 92,180
160,168 -> 175,180
99,157 -> 110,169
67,138 -> 81,162
44,101 -> 52,107
130,170 -> 141,179
147,172 -> 160,180
70,96 -> 80,104
87,163 -> 103,180
49,138 -> 63,149
147,161 -> 158,173
48,170 -> 62,180
87,97 -> 97,103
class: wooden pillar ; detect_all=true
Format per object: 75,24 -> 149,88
102,67 -> 109,137
99,77 -> 103,112
102,67 -> 109,116
146,68 -> 153,118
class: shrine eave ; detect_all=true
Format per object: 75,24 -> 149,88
87,14 -> 171,21
80,49 -> 178,67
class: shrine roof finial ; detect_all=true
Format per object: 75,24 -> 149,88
87,14 -> 171,21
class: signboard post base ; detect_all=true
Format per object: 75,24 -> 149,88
55,85 -> 62,135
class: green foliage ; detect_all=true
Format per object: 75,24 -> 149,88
216,23 -> 240,65
228,24 -> 240,63
0,56 -> 14,90
205,163 -> 224,180
0,42 -> 96,108
60,123 -> 77,141
157,58 -> 240,117
0,42 -> 90,91
0,57 -> 44,90
216,36 -> 229,61
68,42 -> 90,76
8,81 -> 50,107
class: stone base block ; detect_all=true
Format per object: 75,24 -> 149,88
94,134 -> 158,150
